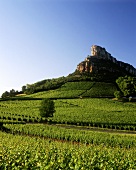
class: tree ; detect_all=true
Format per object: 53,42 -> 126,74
39,98 -> 55,118
9,89 -> 16,97
116,76 -> 136,96
1,91 -> 10,98
1,89 -> 20,98
22,85 -> 27,93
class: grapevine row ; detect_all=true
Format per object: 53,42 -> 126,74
4,124 -> 136,148
1,131 -> 135,169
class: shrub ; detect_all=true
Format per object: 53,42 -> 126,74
114,91 -> 122,99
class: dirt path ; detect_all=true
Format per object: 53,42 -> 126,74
26,122 -> 136,135
51,124 -> 136,135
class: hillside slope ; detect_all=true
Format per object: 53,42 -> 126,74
26,81 -> 117,99
22,45 -> 136,97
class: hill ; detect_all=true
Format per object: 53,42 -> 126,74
21,45 -> 135,97
1,45 -> 135,98
26,81 -> 117,99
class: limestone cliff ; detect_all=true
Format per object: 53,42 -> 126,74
76,45 -> 136,76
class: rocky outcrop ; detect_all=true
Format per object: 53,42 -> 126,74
77,45 -> 136,76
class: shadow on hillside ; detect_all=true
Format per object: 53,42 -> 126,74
0,124 -> 11,133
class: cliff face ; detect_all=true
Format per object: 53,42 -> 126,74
77,45 -> 136,76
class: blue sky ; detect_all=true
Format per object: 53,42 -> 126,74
0,0 -> 135,96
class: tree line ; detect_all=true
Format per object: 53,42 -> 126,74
1,89 -> 21,98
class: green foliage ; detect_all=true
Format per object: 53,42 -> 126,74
1,98 -> 136,129
28,89 -> 85,99
1,91 -> 9,98
39,99 -> 55,118
52,99 -> 136,130
24,76 -> 67,94
1,131 -> 136,169
26,81 -> 95,99
114,91 -> 122,99
60,81 -> 94,90
0,100 -> 42,123
5,124 -> 136,148
82,82 -> 117,97
116,76 -> 136,96
27,82 -> 117,98
1,96 -> 136,169
22,85 -> 27,93
1,89 -> 20,98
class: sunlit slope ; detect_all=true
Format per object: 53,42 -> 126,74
0,98 -> 136,130
27,81 -> 117,98
1,131 -> 136,169
53,98 -> 136,129
0,100 -> 41,124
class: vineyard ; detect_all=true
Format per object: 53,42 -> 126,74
4,124 -> 136,148
27,81 -> 117,98
82,82 -> 117,97
53,98 -> 136,130
0,100 -> 41,123
1,131 -> 136,169
0,84 -> 136,169
0,98 -> 136,130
